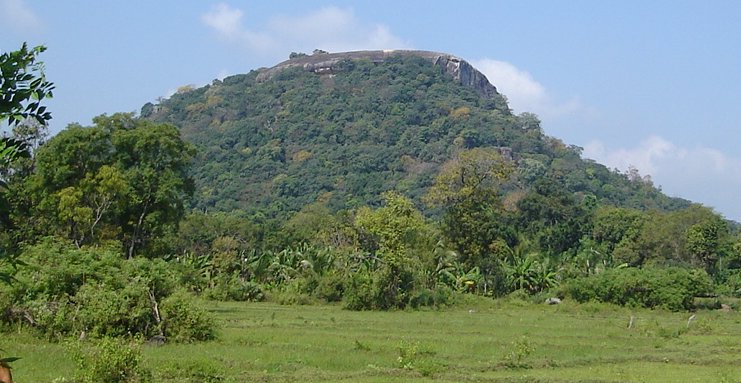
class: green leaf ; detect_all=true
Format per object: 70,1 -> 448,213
0,357 -> 20,363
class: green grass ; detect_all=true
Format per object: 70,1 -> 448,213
4,297 -> 740,382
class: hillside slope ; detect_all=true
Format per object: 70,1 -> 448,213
143,50 -> 689,217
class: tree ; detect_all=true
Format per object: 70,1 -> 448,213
29,114 -> 194,257
686,215 -> 728,274
109,115 -> 196,257
517,179 -> 591,257
0,43 -> 53,284
425,148 -> 515,294
352,192 -> 433,308
424,147 -> 513,206
586,206 -> 647,269
354,191 -> 429,265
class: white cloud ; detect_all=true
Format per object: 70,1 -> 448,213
201,4 -> 409,59
472,58 -> 588,120
583,135 -> 675,175
201,3 -> 244,37
584,135 -> 741,221
201,3 -> 273,51
0,0 -> 41,33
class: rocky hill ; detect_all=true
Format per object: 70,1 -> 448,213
142,50 -> 689,217
257,50 -> 499,98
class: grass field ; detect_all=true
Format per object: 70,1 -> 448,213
5,297 -> 740,382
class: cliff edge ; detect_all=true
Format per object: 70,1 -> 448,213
256,50 -> 499,99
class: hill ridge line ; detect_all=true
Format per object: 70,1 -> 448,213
256,49 -> 499,98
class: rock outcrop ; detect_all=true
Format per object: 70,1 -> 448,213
256,50 -> 499,99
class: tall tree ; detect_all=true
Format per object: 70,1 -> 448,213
425,148 -> 514,293
686,214 -> 728,274
517,179 -> 591,257
29,114 -> 194,257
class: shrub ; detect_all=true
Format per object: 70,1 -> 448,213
566,267 -> 712,311
21,296 -> 76,338
3,240 -> 218,341
396,339 -> 419,369
73,282 -> 154,338
158,359 -> 224,383
344,265 -> 416,310
409,289 -> 435,308
715,269 -> 741,298
409,285 -> 454,309
502,336 -> 535,369
204,276 -> 264,302
313,270 -> 346,302
270,278 -> 316,305
160,289 -> 217,342
343,271 -> 376,310
71,337 -> 151,383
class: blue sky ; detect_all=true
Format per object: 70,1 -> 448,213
2,1 -> 741,220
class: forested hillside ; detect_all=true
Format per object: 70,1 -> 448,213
2,47 -> 739,349
143,51 -> 688,217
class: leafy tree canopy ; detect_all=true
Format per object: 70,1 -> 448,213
144,53 -> 690,219
27,113 -> 195,257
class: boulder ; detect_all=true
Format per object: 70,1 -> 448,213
545,297 -> 561,305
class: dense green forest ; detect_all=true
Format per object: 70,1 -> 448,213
143,53 -> 690,217
1,46 -> 739,351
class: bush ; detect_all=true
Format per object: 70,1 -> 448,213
73,282 -> 154,338
409,285 -> 454,309
71,337 -> 151,383
343,264 -> 418,310
313,271 -> 346,302
160,289 -> 217,342
21,296 -> 76,338
204,276 -> 264,302
3,240 -> 219,341
158,359 -> 224,383
715,269 -> 741,298
269,278 -> 316,305
566,267 -> 712,311
343,271 -> 376,310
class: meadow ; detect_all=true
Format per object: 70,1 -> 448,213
5,297 -> 740,383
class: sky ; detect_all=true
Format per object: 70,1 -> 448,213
2,0 -> 741,221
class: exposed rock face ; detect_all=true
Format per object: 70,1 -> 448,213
545,297 -> 562,305
256,50 -> 499,99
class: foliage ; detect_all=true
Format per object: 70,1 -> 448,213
424,147 -> 513,206
425,148 -> 515,295
354,191 -> 430,265
501,336 -> 535,369
517,178 -> 593,256
203,276 -> 264,302
0,43 -> 54,286
0,239 -> 217,341
26,113 -> 194,256
408,285 -> 454,308
396,339 -> 419,369
160,289 -> 217,342
145,53 -> 689,218
503,252 -> 560,294
343,265 -> 415,310
566,266 -> 713,311
0,43 -> 54,126
6,301 -> 741,382
346,192 -> 433,309
686,214 -> 728,273
71,337 -> 151,383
